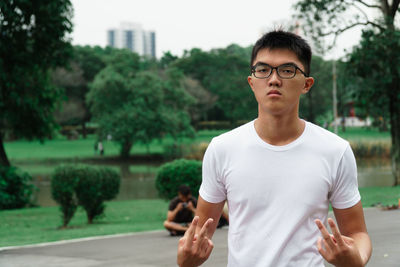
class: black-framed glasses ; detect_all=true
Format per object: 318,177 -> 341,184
251,63 -> 308,79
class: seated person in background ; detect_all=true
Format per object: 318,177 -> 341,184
164,185 -> 197,236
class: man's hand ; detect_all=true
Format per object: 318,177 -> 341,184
187,201 -> 196,213
315,218 -> 364,267
177,216 -> 214,267
175,202 -> 184,211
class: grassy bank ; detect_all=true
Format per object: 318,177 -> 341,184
0,199 -> 168,247
4,127 -> 390,162
4,130 -> 226,162
1,186 -> 399,248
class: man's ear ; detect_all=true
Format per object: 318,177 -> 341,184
302,77 -> 314,94
248,76 -> 255,92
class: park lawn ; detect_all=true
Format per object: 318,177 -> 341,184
0,199 -> 168,247
359,186 -> 400,207
335,127 -> 390,141
1,186 -> 399,248
4,130 -> 227,162
4,127 -> 390,162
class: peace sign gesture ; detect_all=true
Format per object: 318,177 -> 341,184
177,216 -> 214,267
315,218 -> 364,267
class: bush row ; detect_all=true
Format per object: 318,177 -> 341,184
51,165 -> 120,227
350,140 -> 391,158
155,159 -> 202,200
0,166 -> 34,210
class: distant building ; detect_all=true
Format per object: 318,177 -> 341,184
107,22 -> 156,58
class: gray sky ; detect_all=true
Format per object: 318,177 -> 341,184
70,0 -> 362,59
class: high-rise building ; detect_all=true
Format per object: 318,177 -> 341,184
107,22 -> 156,58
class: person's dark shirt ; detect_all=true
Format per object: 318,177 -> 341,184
168,196 -> 197,223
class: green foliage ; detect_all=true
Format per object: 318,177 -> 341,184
87,61 -> 195,158
173,45 -> 256,122
346,28 -> 400,185
155,159 -> 202,200
0,0 -> 73,165
299,56 -> 333,123
0,166 -> 34,210
52,45 -> 108,129
75,166 -> 120,224
294,0 -> 400,185
51,165 -> 80,227
346,29 -> 400,121
51,165 -> 121,226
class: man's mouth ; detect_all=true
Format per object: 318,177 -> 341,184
267,90 -> 282,96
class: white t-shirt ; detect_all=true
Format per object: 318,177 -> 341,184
199,120 -> 360,267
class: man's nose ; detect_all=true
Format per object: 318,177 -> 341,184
268,69 -> 281,87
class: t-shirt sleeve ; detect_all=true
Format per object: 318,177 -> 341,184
329,144 -> 361,209
199,139 -> 227,203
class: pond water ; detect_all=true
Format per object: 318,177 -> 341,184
19,158 -> 394,207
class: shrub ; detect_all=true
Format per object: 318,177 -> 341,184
162,142 -> 209,161
51,165 -> 121,226
51,165 -> 80,227
76,167 -> 120,224
350,140 -> 391,158
0,166 -> 34,210
155,159 -> 202,200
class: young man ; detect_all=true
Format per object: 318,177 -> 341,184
177,30 -> 372,266
164,184 -> 197,236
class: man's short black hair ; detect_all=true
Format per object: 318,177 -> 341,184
250,30 -> 312,76
178,184 -> 191,196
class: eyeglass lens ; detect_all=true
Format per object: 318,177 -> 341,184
254,64 -> 296,79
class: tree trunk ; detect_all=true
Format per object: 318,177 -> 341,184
81,121 -> 87,139
0,133 -> 11,167
120,141 -> 132,159
389,96 -> 400,186
387,24 -> 400,186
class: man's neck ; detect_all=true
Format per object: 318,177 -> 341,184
254,114 -> 305,146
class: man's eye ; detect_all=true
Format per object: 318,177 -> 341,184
280,68 -> 295,74
256,67 -> 270,73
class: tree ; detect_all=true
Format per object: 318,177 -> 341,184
174,45 -> 256,122
295,0 -> 400,185
87,64 -> 195,158
0,0 -> 73,166
299,56 -> 334,124
52,46 -> 107,137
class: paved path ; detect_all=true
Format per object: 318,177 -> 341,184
1,208 -> 399,267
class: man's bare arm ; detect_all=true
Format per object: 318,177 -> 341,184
195,196 -> 225,237
333,201 -> 372,265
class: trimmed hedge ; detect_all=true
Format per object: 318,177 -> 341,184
51,165 -> 120,227
51,166 -> 80,227
155,159 -> 202,200
0,166 -> 34,210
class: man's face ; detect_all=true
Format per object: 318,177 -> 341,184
178,193 -> 191,202
247,48 -> 314,116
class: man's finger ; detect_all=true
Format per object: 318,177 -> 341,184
193,218 -> 214,251
199,218 -> 214,239
327,218 -> 345,246
184,216 -> 199,249
315,219 -> 336,249
317,237 -> 329,260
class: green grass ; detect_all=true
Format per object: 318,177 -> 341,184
0,199 -> 168,247
335,127 -> 390,141
4,127 -> 389,162
1,187 -> 399,248
4,131 -> 227,162
359,186 -> 400,207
